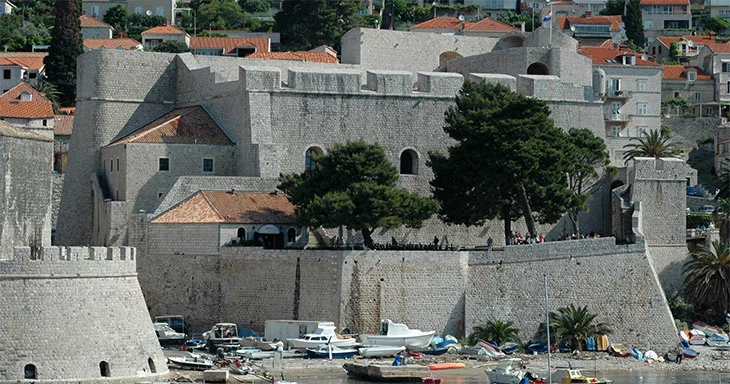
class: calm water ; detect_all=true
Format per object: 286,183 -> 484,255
288,370 -> 730,383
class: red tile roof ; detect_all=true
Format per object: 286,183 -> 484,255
463,17 -> 516,31
656,35 -> 714,47
410,17 -> 474,30
108,106 -> 233,146
54,114 -> 74,135
558,15 -> 622,31
142,25 -> 187,35
0,82 -> 54,119
641,0 -> 688,4
704,41 -> 730,53
246,51 -> 338,63
84,38 -> 141,50
0,54 -> 46,70
80,15 -> 112,28
579,45 -> 661,66
190,37 -> 270,54
663,65 -> 712,80
152,191 -> 297,224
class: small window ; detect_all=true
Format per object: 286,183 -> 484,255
638,103 -> 648,115
28,72 -> 36,79
3,69 -> 10,79
159,158 -> 169,171
42,119 -> 47,127
724,63 -> 730,72
148,358 -> 156,374
109,159 -> 112,173
134,6 -> 142,14
287,228 -> 296,243
688,71 -> 696,81
237,227 -> 246,240
695,92 -> 701,101
637,79 -> 646,92
305,147 -> 323,170
203,158 -> 213,172
400,149 -> 418,175
24,364 -> 37,380
156,6 -> 164,16
116,158 -> 119,171
674,91 -> 680,98
611,126 -> 621,137
99,361 -> 110,377
158,192 -> 163,198
724,143 -> 729,153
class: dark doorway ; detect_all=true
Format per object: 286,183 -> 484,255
99,361 -> 110,377
24,364 -> 37,379
527,62 -> 549,75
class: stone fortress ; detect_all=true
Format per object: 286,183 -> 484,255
48,25 -> 692,360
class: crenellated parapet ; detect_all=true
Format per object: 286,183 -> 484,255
630,157 -> 691,182
0,246 -> 137,277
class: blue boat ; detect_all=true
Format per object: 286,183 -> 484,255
500,342 -> 519,354
630,346 -> 644,360
305,345 -> 357,359
415,346 -> 450,355
528,343 -> 547,353
682,347 -> 698,359
586,336 -> 596,351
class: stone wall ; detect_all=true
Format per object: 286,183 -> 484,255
0,246 -> 167,383
663,116 -> 721,156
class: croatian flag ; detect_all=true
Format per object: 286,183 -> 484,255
543,9 -> 552,22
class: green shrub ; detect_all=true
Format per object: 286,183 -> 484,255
687,213 -> 711,229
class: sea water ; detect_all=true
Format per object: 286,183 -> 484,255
290,370 -> 730,383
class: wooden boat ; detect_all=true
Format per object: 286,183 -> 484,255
305,345 -> 357,359
596,334 -> 609,351
167,355 -> 213,370
360,320 -> 436,349
286,325 -> 357,350
358,345 -> 406,358
609,343 -> 630,357
692,321 -> 729,342
558,368 -> 614,384
343,362 -> 430,382
428,362 -> 465,370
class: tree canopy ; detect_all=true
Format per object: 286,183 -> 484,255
44,0 -> 83,107
497,11 -> 541,32
103,5 -> 128,35
278,141 -> 439,249
624,0 -> 645,49
470,320 -> 520,345
683,240 -> 730,317
198,0 -> 245,30
548,305 -> 611,351
428,82 -> 574,239
239,0 -> 270,13
600,0 -> 624,15
153,40 -> 190,53
274,0 -> 365,51
622,128 -> 679,163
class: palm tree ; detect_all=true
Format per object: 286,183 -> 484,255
548,304 -> 611,351
30,80 -> 61,114
622,128 -> 679,163
683,240 -> 730,316
470,320 -> 519,345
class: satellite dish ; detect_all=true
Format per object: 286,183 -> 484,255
145,9 -> 152,16
458,15 -> 465,21
570,25 -> 576,31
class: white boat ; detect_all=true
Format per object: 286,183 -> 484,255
236,349 -> 275,359
154,322 -> 186,346
358,345 -> 406,357
485,359 -> 527,384
203,323 -> 241,346
167,355 -> 213,370
286,325 -> 357,349
359,320 -> 435,349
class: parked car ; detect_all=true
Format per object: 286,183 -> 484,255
699,205 -> 715,214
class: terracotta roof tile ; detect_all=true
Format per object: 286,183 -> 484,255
0,119 -> 51,142
54,114 -> 74,135
142,25 -> 187,35
558,15 -> 622,31
579,45 -> 660,66
463,17 -> 517,31
657,35 -> 714,47
705,41 -> 730,53
663,65 -> 712,80
80,15 -> 112,28
190,36 -> 270,54
246,51 -> 338,63
410,17 -> 474,30
0,55 -> 46,70
0,82 -> 54,119
0,52 -> 47,58
152,191 -> 297,224
108,106 -> 234,146
84,38 -> 142,50
641,0 -> 689,4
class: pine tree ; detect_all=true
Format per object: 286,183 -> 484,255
624,0 -> 645,49
44,0 -> 83,107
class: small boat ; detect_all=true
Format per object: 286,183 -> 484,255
203,323 -> 242,347
596,334 -> 609,351
558,368 -> 614,384
417,346 -> 451,355
689,329 -> 706,345
478,340 -> 505,356
500,341 -> 519,354
428,362 -> 465,370
229,361 -> 251,375
358,345 -> 406,357
692,321 -> 729,342
485,358 -> 528,384
360,320 -> 436,349
286,325 -> 357,350
185,335 -> 206,349
305,345 -> 358,359
629,346 -> 643,360
682,346 -> 699,359
585,336 -> 596,351
609,343 -> 630,357
154,322 -> 186,346
167,355 -> 213,370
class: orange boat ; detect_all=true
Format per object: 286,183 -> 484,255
428,362 -> 466,370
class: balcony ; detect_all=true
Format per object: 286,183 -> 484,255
604,113 -> 631,125
604,90 -> 633,100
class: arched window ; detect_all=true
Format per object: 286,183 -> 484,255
400,149 -> 418,175
237,227 -> 246,241
99,361 -> 110,377
305,146 -> 324,170
24,364 -> 37,380
148,358 -> 156,374
527,62 -> 549,75
287,228 -> 296,243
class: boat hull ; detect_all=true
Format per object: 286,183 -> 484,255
362,332 -> 436,349
287,338 -> 357,350
358,346 -> 406,357
167,357 -> 213,370
305,348 -> 357,359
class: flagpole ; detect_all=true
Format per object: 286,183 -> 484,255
549,1 -> 553,48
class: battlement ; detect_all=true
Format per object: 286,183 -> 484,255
0,246 -> 137,277
631,157 -> 690,182
467,73 -> 517,91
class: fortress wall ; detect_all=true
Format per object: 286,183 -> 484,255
546,100 -> 606,138
0,136 -> 53,257
0,247 -> 167,383
466,238 -> 679,351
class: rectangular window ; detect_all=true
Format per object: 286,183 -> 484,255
156,6 -> 164,16
116,158 -> 119,171
134,6 -> 142,14
637,79 -> 647,91
109,159 -> 112,172
42,119 -> 47,127
612,126 -> 622,137
91,5 -> 99,16
659,45 -> 662,54
28,72 -> 36,79
725,143 -> 729,153
688,72 -> 696,81
610,78 -> 621,92
638,102 -> 648,115
3,69 -> 10,79
674,91 -> 680,98
695,92 -> 701,101
727,81 -> 730,94
159,158 -> 169,171
203,158 -> 214,172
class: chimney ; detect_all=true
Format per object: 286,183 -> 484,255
585,10 -> 592,18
